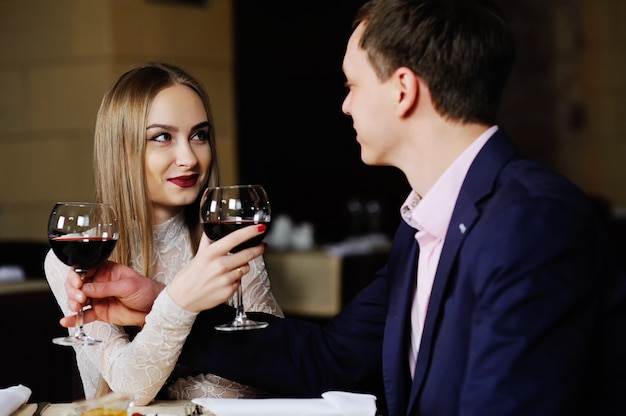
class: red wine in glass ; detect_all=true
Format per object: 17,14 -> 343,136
48,202 -> 118,346
203,220 -> 271,253
50,237 -> 117,270
200,184 -> 271,331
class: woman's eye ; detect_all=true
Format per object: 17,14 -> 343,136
192,129 -> 209,142
150,132 -> 171,142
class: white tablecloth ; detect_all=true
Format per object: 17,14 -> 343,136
0,385 -> 31,416
193,391 -> 377,416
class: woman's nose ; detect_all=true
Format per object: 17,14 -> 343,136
175,142 -> 198,167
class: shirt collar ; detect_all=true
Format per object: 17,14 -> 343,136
401,126 -> 498,239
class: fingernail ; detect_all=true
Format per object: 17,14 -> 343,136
257,224 -> 266,233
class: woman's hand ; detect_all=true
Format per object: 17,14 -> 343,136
167,224 -> 267,313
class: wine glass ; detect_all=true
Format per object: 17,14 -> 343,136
48,202 -> 119,346
200,184 -> 271,331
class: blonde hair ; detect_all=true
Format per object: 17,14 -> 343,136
93,62 -> 219,277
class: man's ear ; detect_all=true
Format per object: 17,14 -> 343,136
394,67 -> 419,117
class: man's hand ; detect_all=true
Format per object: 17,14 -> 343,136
62,260 -> 165,327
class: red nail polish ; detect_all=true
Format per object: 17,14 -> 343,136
257,224 -> 266,233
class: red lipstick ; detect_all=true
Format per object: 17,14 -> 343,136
169,174 -> 199,188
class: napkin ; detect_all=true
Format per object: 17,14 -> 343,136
193,391 -> 377,416
0,384 -> 32,416
0,265 -> 25,282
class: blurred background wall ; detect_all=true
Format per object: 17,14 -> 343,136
0,0 -> 238,240
0,0 -> 625,244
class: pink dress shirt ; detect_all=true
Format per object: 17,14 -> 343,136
402,126 -> 498,378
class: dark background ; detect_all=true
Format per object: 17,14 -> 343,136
234,1 -> 409,244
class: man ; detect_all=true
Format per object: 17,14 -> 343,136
64,0 -> 626,414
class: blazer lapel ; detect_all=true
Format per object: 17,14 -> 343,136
407,205 -> 477,413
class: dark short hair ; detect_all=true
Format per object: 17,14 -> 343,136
354,0 -> 515,125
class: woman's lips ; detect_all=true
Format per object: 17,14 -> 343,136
169,174 -> 199,188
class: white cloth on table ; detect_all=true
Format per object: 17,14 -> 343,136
193,391 -> 377,416
0,265 -> 25,282
0,384 -> 31,416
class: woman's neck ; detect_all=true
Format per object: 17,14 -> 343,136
152,206 -> 184,225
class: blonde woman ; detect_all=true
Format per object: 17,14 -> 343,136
45,62 -> 283,405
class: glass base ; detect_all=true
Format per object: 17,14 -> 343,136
215,316 -> 269,331
52,334 -> 104,346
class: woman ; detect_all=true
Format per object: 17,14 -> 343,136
45,62 -> 283,405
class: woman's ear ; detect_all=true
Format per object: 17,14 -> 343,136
393,67 -> 419,117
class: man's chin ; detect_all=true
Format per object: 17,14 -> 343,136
360,152 -> 382,166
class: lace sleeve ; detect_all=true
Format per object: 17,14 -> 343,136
44,250 -> 198,406
241,255 -> 284,317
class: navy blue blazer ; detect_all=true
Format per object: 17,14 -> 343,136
178,129 -> 626,415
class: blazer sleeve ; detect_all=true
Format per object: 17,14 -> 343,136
177,270 -> 388,399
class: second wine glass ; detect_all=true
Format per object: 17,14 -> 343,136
200,185 -> 271,331
48,202 -> 119,346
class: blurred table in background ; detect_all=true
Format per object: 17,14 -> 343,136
265,249 -> 389,319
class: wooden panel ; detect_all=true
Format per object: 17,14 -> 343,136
264,249 -> 389,318
265,250 -> 342,317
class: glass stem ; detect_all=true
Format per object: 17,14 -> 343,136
74,271 -> 87,339
234,285 -> 246,325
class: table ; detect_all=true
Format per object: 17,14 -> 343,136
264,249 -> 388,318
13,400 -> 213,416
265,250 -> 342,317
0,279 -> 49,295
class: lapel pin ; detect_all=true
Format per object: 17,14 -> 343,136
459,223 -> 466,234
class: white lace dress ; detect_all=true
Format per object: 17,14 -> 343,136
44,212 -> 283,405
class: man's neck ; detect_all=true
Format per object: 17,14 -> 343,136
400,121 -> 492,198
